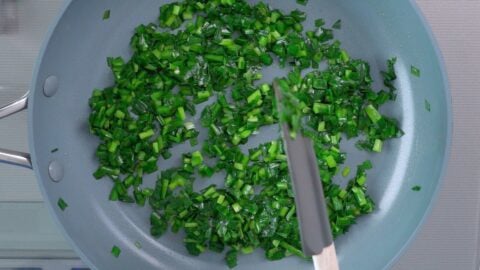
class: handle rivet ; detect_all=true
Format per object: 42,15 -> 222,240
48,160 -> 64,182
43,75 -> 59,97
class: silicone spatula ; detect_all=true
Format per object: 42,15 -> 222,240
273,80 -> 339,270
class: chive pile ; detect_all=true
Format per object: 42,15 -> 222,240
89,0 -> 402,267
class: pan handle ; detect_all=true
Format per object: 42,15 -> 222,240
0,92 -> 32,169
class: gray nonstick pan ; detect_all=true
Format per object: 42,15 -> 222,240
0,0 -> 450,269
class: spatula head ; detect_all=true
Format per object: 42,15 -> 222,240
273,80 -> 334,256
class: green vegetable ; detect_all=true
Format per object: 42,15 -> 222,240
296,0 -> 308,6
191,151 -> 203,166
425,99 -> 431,112
57,198 -> 68,211
315,18 -> 325,27
365,105 -> 382,124
139,129 -> 155,140
412,185 -> 422,191
226,249 -> 238,268
342,166 -> 350,177
88,0 -> 402,267
103,9 -> 110,20
373,139 -> 383,153
51,148 -> 58,153
411,65 -> 421,77
332,19 -> 342,29
382,57 -> 398,99
111,245 -> 121,257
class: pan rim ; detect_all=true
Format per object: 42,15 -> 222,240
27,1 -> 99,269
382,0 -> 453,269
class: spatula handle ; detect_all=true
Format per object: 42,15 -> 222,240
312,243 -> 340,270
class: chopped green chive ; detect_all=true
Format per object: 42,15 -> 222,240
351,186 -> 367,206
356,175 -> 367,185
372,139 -> 383,153
204,54 -> 224,62
217,194 -> 225,204
51,148 -> 59,153
424,99 -> 431,112
365,104 -> 382,123
138,129 -> 154,140
332,19 -> 342,29
341,166 -> 350,177
411,185 -> 422,191
103,9 -> 111,20
232,202 -> 242,213
325,155 -> 337,168
219,39 -> 241,51
108,140 -> 120,153
225,249 -> 237,268
57,198 -> 68,211
313,103 -> 331,114
411,65 -> 421,77
114,110 -> 125,119
280,241 -> 307,259
317,121 -> 326,132
191,151 -> 203,166
241,246 -> 254,254
296,0 -> 308,6
111,245 -> 121,257
237,56 -> 246,69
234,162 -> 245,170
177,107 -> 186,121
315,18 -> 325,27
247,90 -> 262,104
184,222 -> 198,228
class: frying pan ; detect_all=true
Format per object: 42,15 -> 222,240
0,0 -> 451,269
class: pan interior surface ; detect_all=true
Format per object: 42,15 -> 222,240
29,0 -> 450,269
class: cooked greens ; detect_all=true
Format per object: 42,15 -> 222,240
411,65 -> 421,77
425,99 -> 431,112
102,9 -> 111,20
57,198 -> 68,211
111,245 -> 121,258
88,0 -> 402,267
411,185 -> 422,191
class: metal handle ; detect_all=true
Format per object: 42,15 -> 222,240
0,92 -> 32,169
